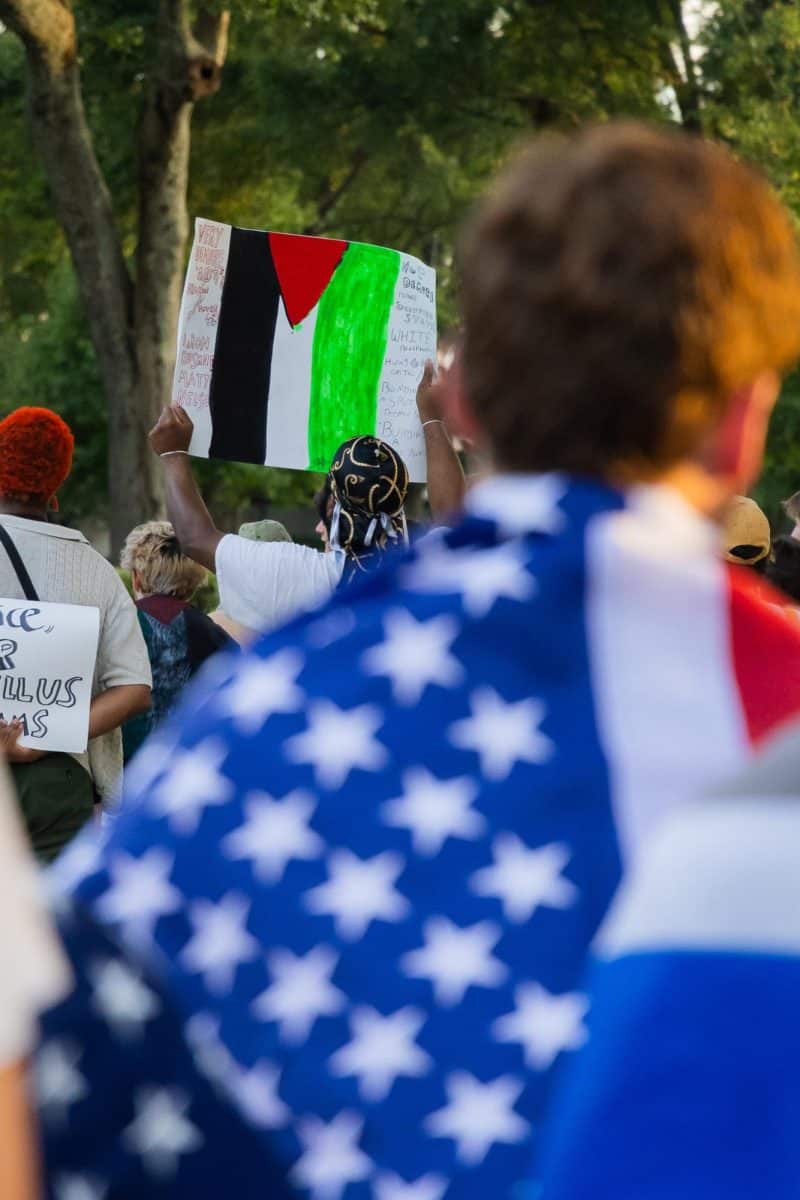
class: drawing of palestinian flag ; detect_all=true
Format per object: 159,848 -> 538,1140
173,220 -> 437,482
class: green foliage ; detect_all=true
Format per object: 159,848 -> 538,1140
0,265 -> 107,526
756,373 -> 800,530
192,458 -> 323,530
0,33 -> 63,321
4,0 -> 800,526
193,572 -> 221,614
187,0 -> 677,324
701,0 -> 800,211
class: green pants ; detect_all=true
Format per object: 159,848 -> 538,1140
11,753 -> 95,864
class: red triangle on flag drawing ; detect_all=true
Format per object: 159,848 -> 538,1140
268,232 -> 348,328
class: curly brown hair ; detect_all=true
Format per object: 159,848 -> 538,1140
460,122 -> 800,478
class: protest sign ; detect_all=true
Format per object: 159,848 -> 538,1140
172,220 -> 437,481
0,599 -> 99,753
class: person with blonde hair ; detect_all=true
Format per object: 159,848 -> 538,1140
120,521 -> 232,760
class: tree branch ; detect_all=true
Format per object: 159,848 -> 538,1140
194,6 -> 231,69
0,0 -> 74,71
303,148 -> 370,235
664,0 -> 703,131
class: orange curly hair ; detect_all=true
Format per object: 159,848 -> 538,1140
0,407 -> 74,503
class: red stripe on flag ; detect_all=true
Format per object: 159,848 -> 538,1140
728,564 -> 800,745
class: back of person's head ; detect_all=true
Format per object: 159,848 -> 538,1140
324,436 -> 409,563
121,520 -> 206,601
721,495 -> 771,569
459,122 -> 800,480
238,519 -> 292,544
0,407 -> 74,507
766,535 -> 800,602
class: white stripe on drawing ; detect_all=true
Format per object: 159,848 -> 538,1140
264,300 -> 318,470
597,796 -> 800,958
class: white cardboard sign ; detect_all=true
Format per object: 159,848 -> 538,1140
173,221 -> 437,481
0,599 -> 100,753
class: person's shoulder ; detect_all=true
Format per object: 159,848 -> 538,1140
218,533 -> 335,577
55,530 -> 122,573
92,551 -> 140,603
41,527 -> 134,607
239,515 -> 539,689
219,533 -> 317,561
184,602 -> 237,651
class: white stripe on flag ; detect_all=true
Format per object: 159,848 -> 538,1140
597,796 -> 800,957
585,486 -> 749,865
264,300 -> 318,470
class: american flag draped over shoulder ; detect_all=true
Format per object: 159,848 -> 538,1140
539,730 -> 800,1200
34,476 -> 800,1200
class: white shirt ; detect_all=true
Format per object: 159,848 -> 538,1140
0,767 -> 69,1065
0,515 -> 152,799
216,535 -> 345,634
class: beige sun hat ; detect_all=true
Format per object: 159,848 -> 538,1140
721,496 -> 771,565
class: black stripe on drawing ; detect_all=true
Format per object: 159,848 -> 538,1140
208,227 -> 281,463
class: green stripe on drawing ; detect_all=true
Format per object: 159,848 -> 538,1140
307,242 -> 401,471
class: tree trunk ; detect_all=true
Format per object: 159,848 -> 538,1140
0,0 -> 229,557
0,0 -> 158,552
128,3 -> 229,554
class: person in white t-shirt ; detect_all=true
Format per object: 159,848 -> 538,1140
149,412 -> 408,633
0,750 -> 70,1199
208,519 -> 294,643
148,370 -> 465,636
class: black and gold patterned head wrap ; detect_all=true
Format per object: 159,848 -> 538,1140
326,436 -> 409,574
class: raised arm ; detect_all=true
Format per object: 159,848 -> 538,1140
149,406 -> 223,571
417,360 -> 466,524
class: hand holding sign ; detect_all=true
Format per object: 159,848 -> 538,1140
416,359 -> 444,424
150,405 -> 194,457
0,719 -> 45,763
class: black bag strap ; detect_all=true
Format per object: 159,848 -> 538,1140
0,523 -> 39,602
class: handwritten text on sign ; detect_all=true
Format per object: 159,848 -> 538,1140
172,220 -> 232,460
0,599 -> 100,753
375,253 -> 438,482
